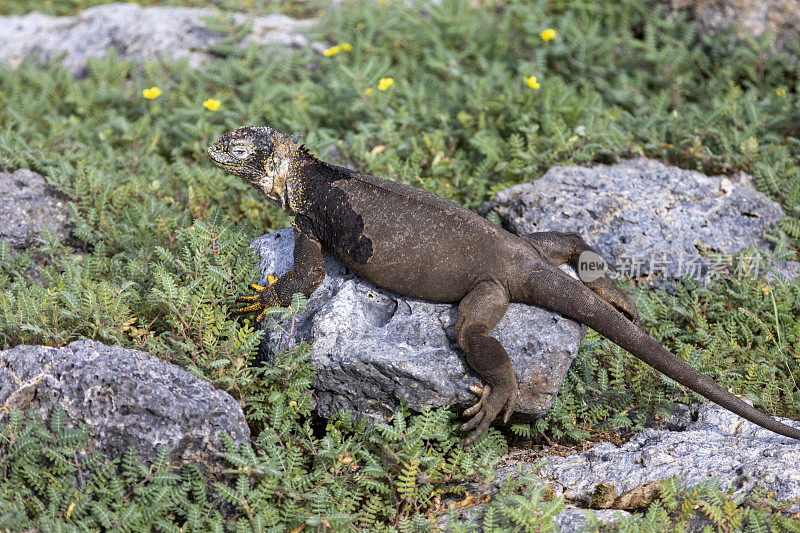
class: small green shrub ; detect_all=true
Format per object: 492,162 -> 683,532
0,402 -> 507,529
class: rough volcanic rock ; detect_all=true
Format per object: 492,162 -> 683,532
505,402 -> 800,510
765,259 -> 800,284
252,228 -> 586,424
0,2 -> 320,76
491,158 -> 785,291
0,168 -> 73,256
668,0 -> 800,53
0,340 -> 249,474
552,508 -> 630,531
444,402 -> 800,531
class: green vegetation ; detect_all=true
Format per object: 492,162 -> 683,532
0,0 -> 328,17
3,404 -> 798,530
0,398 -> 507,530
1,0 -> 799,529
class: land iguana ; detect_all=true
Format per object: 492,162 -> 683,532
208,125 -> 800,445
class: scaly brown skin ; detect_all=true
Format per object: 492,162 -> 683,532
208,125 -> 800,445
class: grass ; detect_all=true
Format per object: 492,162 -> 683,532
1,0 -> 799,530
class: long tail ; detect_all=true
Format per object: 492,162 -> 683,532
525,265 -> 800,440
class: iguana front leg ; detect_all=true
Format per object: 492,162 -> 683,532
455,280 -> 518,445
232,224 -> 325,321
521,231 -> 640,325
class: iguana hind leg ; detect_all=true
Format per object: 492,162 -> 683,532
455,280 -> 518,445
521,231 -> 640,325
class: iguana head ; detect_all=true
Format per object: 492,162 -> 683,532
207,125 -> 297,213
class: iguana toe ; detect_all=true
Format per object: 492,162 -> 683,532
462,384 -> 490,418
591,282 -> 640,324
461,381 -> 518,445
502,391 -> 517,424
231,302 -> 262,314
461,409 -> 485,434
232,280 -> 280,320
615,300 -> 640,325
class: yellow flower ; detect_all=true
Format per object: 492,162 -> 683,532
377,77 -> 394,91
776,88 -> 787,97
289,400 -> 297,408
142,87 -> 162,99
364,87 -> 373,96
202,98 -> 221,111
540,28 -> 556,42
324,43 -> 353,56
525,76 -> 540,89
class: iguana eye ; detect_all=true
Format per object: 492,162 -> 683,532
229,145 -> 250,159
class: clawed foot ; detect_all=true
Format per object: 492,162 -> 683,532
589,278 -> 643,328
461,382 -> 518,445
612,297 -> 642,328
616,299 -> 645,330
232,274 -> 278,322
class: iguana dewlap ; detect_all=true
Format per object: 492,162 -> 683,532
208,125 -> 800,444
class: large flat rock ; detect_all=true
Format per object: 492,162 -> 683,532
443,402 -> 800,531
0,340 -> 249,474
253,228 -> 586,423
532,401 -> 800,506
492,158 -> 786,290
0,2 -> 319,76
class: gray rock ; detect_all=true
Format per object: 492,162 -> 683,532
441,400 -> 800,531
492,158 -> 785,291
0,2 -> 319,76
660,402 -> 697,432
0,340 -> 249,474
553,508 -> 630,532
438,500 -> 628,532
668,0 -> 800,53
444,402 -> 800,531
497,402 -> 800,508
0,168 -> 73,256
765,259 -> 800,284
252,228 -> 586,423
